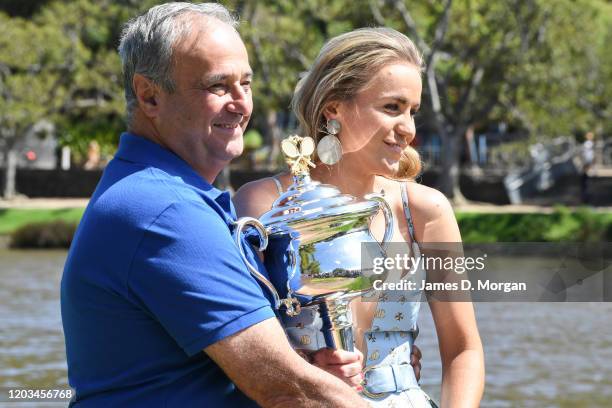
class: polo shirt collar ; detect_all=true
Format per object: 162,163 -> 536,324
115,132 -> 231,210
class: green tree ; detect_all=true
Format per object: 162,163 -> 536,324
34,0 -> 137,162
0,11 -> 83,198
0,0 -> 160,198
229,0 -> 611,200
368,0 -> 611,200
232,0 -> 377,167
3,0 -> 608,200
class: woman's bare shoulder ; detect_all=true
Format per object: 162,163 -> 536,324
406,181 -> 461,242
376,177 -> 453,223
233,176 -> 282,218
376,177 -> 460,242
405,182 -> 454,223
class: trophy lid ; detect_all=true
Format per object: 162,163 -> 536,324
260,136 -> 381,241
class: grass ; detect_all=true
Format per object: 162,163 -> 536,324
1,206 -> 611,244
0,208 -> 85,235
456,207 -> 612,242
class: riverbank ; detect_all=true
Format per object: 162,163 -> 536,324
3,197 -> 612,212
0,197 -> 89,209
0,208 -> 84,235
1,199 -> 612,248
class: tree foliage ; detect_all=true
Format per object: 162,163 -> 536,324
0,0 -> 610,197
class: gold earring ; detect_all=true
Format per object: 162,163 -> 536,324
317,119 -> 343,165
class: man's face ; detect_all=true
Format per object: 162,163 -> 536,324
154,18 -> 253,179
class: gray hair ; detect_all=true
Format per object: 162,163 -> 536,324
118,2 -> 239,124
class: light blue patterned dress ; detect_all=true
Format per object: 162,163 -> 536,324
272,179 -> 438,407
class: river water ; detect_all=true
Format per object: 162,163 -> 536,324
1,249 -> 611,407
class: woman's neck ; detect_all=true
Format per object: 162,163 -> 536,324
310,155 -> 378,199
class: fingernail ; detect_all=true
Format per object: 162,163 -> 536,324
356,385 -> 363,392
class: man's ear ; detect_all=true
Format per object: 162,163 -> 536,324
133,73 -> 161,118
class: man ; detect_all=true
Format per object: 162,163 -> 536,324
61,3 -> 419,407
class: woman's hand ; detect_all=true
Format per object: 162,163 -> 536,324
411,344 -> 422,381
306,345 -> 424,390
308,348 -> 365,391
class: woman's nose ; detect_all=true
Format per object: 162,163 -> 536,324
396,116 -> 416,140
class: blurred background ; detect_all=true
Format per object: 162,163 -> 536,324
0,0 -> 611,406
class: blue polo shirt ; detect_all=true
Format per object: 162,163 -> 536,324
61,133 -> 276,407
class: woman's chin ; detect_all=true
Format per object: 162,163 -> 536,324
375,161 -> 400,179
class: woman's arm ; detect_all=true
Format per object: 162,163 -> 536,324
234,178 -> 281,219
410,185 -> 484,408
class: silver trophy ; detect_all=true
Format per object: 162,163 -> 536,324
234,135 -> 394,352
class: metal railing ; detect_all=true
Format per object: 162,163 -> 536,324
417,135 -> 612,171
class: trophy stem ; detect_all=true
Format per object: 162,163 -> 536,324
309,292 -> 360,352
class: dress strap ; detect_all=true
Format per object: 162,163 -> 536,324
400,182 -> 417,243
271,176 -> 283,196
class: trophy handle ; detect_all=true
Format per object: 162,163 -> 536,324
364,193 -> 394,249
281,249 -> 302,317
233,217 -> 281,309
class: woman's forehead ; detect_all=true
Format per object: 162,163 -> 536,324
357,63 -> 422,102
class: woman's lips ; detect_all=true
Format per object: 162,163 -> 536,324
384,140 -> 405,154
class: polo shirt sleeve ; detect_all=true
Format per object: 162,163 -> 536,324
127,200 -> 276,356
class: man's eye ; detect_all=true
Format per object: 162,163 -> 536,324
410,109 -> 420,116
241,81 -> 251,91
208,84 -> 227,95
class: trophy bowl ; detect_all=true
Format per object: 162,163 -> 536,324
233,136 -> 394,352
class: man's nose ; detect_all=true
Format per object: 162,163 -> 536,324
226,85 -> 251,116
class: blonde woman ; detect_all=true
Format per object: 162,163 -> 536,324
234,27 -> 484,407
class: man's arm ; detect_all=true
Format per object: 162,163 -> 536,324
206,317 -> 369,408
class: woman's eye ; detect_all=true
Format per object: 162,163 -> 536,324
410,109 -> 419,116
384,103 -> 400,112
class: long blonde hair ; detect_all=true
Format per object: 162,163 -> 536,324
291,27 -> 423,179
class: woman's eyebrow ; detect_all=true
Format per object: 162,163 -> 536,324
383,94 -> 421,109
380,94 -> 408,104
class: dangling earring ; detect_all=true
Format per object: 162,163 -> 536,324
317,119 -> 343,165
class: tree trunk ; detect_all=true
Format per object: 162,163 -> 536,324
265,109 -> 282,170
423,61 -> 467,202
439,132 -> 455,197
3,148 -> 17,200
439,131 -> 467,204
